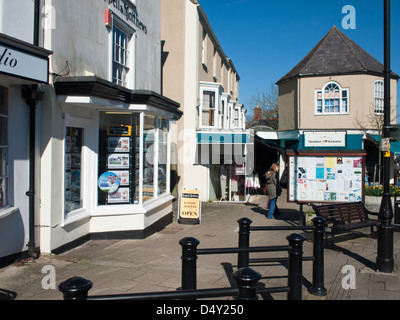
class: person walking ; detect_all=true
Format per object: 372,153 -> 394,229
265,162 -> 281,219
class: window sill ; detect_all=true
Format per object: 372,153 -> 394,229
62,208 -> 91,227
314,112 -> 350,116
0,206 -> 18,220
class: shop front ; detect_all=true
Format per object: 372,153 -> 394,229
0,33 -> 51,259
197,130 -> 254,202
43,76 -> 181,253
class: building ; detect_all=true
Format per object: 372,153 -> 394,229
258,26 -> 398,184
1,0 -> 182,260
161,0 -> 253,203
0,0 -> 51,260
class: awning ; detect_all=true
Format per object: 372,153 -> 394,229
54,76 -> 183,120
197,131 -> 253,144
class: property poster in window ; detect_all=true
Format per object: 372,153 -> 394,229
287,151 -> 365,203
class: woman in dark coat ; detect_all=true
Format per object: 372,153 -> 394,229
265,162 -> 281,219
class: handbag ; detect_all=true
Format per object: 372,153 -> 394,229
263,184 -> 268,195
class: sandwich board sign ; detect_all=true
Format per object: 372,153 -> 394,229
178,188 -> 201,224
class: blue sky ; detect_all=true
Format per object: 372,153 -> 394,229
198,0 -> 400,121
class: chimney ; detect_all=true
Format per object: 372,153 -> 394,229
254,104 -> 262,121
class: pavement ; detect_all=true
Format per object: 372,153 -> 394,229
1,189 -> 400,302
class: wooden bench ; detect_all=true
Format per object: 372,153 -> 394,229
311,202 -> 379,245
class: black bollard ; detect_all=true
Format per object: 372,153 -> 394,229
58,276 -> 93,300
308,216 -> 327,296
179,237 -> 200,291
237,218 -> 252,269
287,233 -> 305,300
233,267 -> 261,300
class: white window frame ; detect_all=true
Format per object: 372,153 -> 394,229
61,113 -> 96,226
199,82 -> 222,129
374,80 -> 384,115
315,82 -> 349,115
110,15 -> 136,89
0,86 -> 8,211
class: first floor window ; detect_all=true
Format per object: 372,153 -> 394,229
374,80 -> 384,114
316,82 -> 349,114
201,91 -> 216,127
65,127 -> 83,214
113,24 -> 130,87
0,86 -> 8,209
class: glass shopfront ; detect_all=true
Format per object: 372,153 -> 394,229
97,112 -> 170,206
98,112 -> 140,205
210,163 -> 247,202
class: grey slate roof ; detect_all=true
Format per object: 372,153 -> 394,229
277,26 -> 399,84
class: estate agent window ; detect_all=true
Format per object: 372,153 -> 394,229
98,112 -> 170,206
65,127 -> 83,214
316,82 -> 349,114
0,87 -> 8,209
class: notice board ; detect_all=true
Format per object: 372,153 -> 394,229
287,150 -> 366,203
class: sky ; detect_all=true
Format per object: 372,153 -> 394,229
198,0 -> 400,122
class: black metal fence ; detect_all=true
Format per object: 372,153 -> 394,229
59,216 -> 326,300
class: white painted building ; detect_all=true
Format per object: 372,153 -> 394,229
0,0 -> 51,259
0,0 -> 182,259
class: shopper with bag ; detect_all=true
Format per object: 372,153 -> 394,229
264,162 -> 281,219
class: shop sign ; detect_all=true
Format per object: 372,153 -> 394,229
104,0 -> 147,34
304,131 -> 346,147
0,44 -> 49,83
178,189 -> 201,224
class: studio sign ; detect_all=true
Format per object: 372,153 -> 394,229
105,0 -> 148,34
0,48 -> 17,68
0,44 -> 48,83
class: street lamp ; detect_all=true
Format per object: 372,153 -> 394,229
376,0 -> 394,273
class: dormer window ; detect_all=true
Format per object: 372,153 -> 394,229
315,82 -> 349,114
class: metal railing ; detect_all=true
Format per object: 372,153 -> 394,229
237,216 -> 327,297
59,228 -> 310,300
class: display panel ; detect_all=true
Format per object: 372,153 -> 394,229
287,153 -> 365,203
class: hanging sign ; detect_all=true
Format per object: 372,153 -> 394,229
98,172 -> 120,193
178,189 -> 201,224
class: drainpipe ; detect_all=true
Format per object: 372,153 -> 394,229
20,0 -> 43,259
22,85 -> 43,259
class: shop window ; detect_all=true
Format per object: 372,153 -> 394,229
158,119 -> 169,196
98,112 -> 140,205
374,80 -> 384,114
315,82 -> 349,114
0,87 -> 8,209
143,115 -> 156,201
65,127 -> 83,214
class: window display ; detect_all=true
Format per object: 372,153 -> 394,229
0,86 -> 7,209
98,112 -> 139,205
65,127 -> 83,213
143,115 -> 155,201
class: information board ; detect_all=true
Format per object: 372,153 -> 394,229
287,152 -> 365,203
